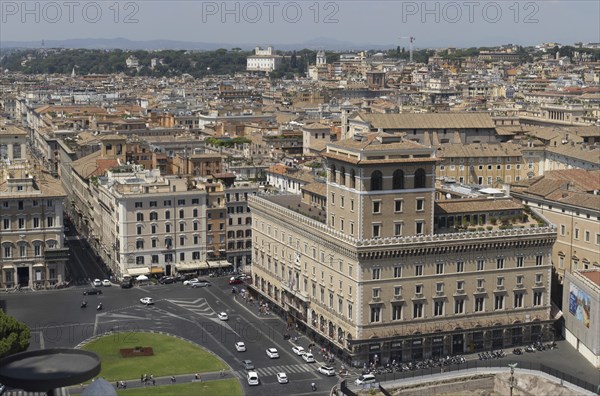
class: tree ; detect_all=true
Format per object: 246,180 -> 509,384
0,310 -> 30,358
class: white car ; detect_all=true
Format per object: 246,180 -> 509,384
276,372 -> 288,384
183,278 -> 199,286
301,352 -> 315,363
140,297 -> 154,305
355,373 -> 377,385
292,345 -> 305,355
247,371 -> 259,386
318,366 -> 336,376
102,279 -> 111,287
266,348 -> 279,359
235,342 -> 246,352
92,279 -> 102,287
217,312 -> 229,321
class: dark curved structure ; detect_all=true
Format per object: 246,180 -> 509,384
0,348 -> 101,394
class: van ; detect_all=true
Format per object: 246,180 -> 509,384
355,373 -> 377,385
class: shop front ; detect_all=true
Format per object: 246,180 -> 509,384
431,335 -> 444,358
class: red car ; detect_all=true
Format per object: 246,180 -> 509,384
229,277 -> 243,285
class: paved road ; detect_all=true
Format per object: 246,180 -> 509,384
0,278 -> 339,395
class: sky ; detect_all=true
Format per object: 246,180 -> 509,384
1,1 -> 599,48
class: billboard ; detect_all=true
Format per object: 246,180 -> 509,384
569,284 -> 591,328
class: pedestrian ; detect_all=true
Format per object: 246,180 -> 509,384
116,381 -> 120,389
141,374 -> 144,383
152,378 -> 156,386
220,369 -> 225,377
150,374 -> 154,380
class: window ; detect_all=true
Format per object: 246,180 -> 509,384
136,213 -> 144,222
372,268 -> 381,280
454,299 -> 464,314
34,245 -> 41,256
165,210 -> 171,220
457,281 -> 464,291
415,284 -> 423,294
436,283 -> 444,292
331,193 -> 335,205
475,297 -> 485,312
136,240 -> 144,249
47,217 -> 54,227
414,168 -> 426,188
415,264 -> 423,276
33,218 -> 40,228
150,201 -> 157,207
18,218 -> 24,229
372,201 -> 381,214
340,196 -> 344,208
533,292 -> 542,306
137,226 -> 142,235
413,302 -> 423,318
416,199 -> 424,211
370,171 -> 383,191
18,201 -> 23,210
2,219 -> 9,230
372,224 -> 381,238
166,224 -> 171,233
494,295 -> 504,310
394,286 -> 402,296
456,261 -> 464,273
514,293 -> 523,308
394,266 -> 402,278
477,260 -> 484,271
535,255 -> 543,266
516,275 -> 524,285
178,199 -> 186,205
394,223 -> 403,236
516,256 -> 524,268
392,305 -> 402,320
372,288 -> 381,299
496,258 -> 504,269
497,277 -> 504,287
135,202 -> 143,208
559,225 -> 565,235
350,199 -> 354,211
574,228 -> 580,240
416,222 -> 424,235
436,263 -> 444,274
434,301 -> 444,316
596,233 -> 600,245
370,307 -> 381,323
150,212 -> 158,221
179,209 -> 185,219
179,223 -> 185,232
152,239 -> 157,248
393,169 -> 405,189
584,231 -> 590,242
19,245 -> 26,257
535,274 -> 543,284
348,304 -> 353,319
394,199 -> 403,212
4,246 -> 12,258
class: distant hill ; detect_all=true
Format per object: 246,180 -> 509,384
0,37 -> 398,51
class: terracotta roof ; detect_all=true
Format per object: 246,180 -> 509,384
580,270 -> 600,287
544,169 -> 600,192
301,182 -> 326,197
437,142 -> 522,158
71,151 -> 119,179
435,197 -> 522,214
352,112 -> 495,130
546,144 -> 600,165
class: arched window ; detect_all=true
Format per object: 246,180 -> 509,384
393,169 -> 405,189
414,168 -> 426,189
371,171 -> 383,191
329,164 -> 336,183
340,167 -> 346,186
350,169 -> 356,189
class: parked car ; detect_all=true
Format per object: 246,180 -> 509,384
159,276 -> 174,284
301,352 -> 315,363
318,366 -> 336,376
266,348 -> 279,359
292,345 -> 305,355
140,297 -> 154,305
102,279 -> 111,287
83,289 -> 102,295
247,371 -> 259,386
276,372 -> 288,384
241,360 -> 255,370
92,279 -> 102,287
235,342 -> 246,352
355,374 -> 377,385
217,312 -> 229,321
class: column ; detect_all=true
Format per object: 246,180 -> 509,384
20,143 -> 26,159
7,143 -> 14,160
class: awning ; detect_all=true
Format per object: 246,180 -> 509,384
207,260 -> 232,268
126,267 -> 150,276
150,266 -> 164,274
175,261 -> 209,271
33,263 -> 45,268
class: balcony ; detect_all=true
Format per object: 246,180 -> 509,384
370,296 -> 381,303
434,290 -> 445,297
412,293 -> 425,300
454,289 -> 465,296
474,287 -> 486,294
392,294 -> 403,301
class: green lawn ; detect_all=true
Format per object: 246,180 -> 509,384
116,379 -> 242,396
80,332 -> 228,381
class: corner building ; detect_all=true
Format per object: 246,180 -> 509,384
249,133 -> 557,366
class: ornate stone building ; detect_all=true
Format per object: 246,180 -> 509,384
249,133 -> 556,365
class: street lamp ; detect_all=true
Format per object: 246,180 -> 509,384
508,363 -> 518,396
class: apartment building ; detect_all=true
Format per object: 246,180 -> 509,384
225,183 -> 258,269
437,142 -> 525,186
0,162 -> 68,288
511,169 -> 600,281
249,133 -> 556,365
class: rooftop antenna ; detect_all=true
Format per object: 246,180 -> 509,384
399,36 -> 416,63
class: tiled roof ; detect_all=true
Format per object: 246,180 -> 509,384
435,197 -> 522,214
353,112 -> 495,130
301,182 -> 326,197
437,142 -> 522,158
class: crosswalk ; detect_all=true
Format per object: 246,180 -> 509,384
4,388 -> 69,396
236,363 -> 315,378
167,298 -> 216,318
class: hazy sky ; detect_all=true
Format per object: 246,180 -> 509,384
1,1 -> 599,47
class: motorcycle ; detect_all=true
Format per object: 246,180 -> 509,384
311,383 -> 317,391
97,303 -> 103,311
81,301 -> 87,308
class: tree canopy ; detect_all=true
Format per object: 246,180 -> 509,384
0,310 -> 30,358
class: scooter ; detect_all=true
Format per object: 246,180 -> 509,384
311,383 -> 317,391
81,301 -> 87,308
97,303 -> 103,311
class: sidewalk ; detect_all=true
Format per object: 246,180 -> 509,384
67,370 -> 232,394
